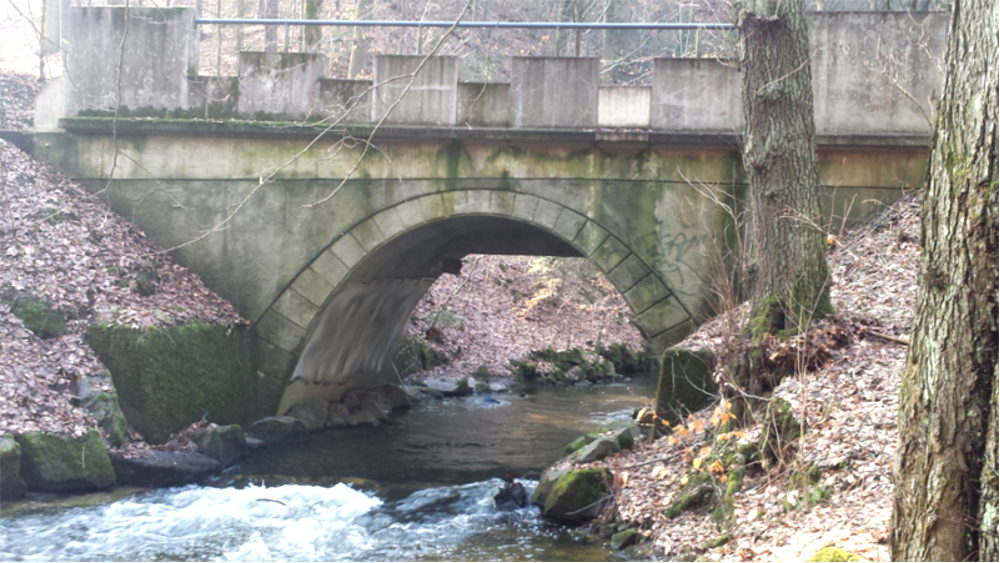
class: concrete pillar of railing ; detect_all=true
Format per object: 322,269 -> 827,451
509,57 -> 599,128
650,59 -> 741,132
236,52 -> 328,121
64,7 -> 198,115
372,55 -> 458,126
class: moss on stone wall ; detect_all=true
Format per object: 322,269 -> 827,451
86,321 -> 254,444
3,294 -> 67,339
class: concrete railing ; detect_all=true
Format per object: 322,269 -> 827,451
35,7 -> 947,137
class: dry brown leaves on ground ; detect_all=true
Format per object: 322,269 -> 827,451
594,194 -> 921,562
1,70 -> 244,444
405,255 -> 647,380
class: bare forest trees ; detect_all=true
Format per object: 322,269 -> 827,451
730,0 -> 831,405
889,0 -> 999,559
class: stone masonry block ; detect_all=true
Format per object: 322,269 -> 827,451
272,289 -> 320,330
330,234 -> 366,269
607,254 -> 651,293
254,339 -> 295,381
256,310 -> 306,353
466,190 -> 492,214
291,267 -> 335,308
395,199 -> 426,229
310,250 -> 349,287
624,274 -> 672,315
534,199 -> 562,230
574,220 -> 610,255
638,295 -> 691,337
237,52 -> 327,120
552,208 -> 586,242
371,207 -> 407,241
443,190 -> 468,214
590,235 -> 630,273
491,191 -> 516,216
351,218 -> 386,252
513,193 -> 540,222
648,320 -> 697,352
419,193 -> 447,220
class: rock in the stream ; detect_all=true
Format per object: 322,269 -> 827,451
611,528 -> 639,550
15,430 -> 116,492
530,467 -> 612,524
111,450 -> 220,488
191,424 -> 246,465
1,436 -> 28,500
574,437 -> 620,464
245,416 -> 309,445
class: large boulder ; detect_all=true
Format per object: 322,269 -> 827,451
111,450 -> 220,488
15,430 -> 115,492
191,424 -> 246,465
574,437 -> 621,464
656,348 -> 718,420
531,467 -> 612,524
1,436 -> 27,500
86,322 -> 254,444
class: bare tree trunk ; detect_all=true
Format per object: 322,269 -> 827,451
261,0 -> 279,52
304,0 -> 324,52
737,0 -> 832,338
348,0 -> 373,78
890,0 -> 999,560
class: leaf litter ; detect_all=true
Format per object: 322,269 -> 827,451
1,70 -> 245,449
583,193 -> 921,561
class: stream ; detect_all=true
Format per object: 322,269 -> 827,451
0,375 -> 664,561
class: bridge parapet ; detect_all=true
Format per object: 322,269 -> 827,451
36,7 -> 946,138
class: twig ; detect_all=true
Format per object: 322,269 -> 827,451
859,327 -> 909,346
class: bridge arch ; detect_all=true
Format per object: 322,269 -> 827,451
253,187 -> 698,417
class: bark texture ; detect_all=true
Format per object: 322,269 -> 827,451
348,0 -> 374,78
736,0 -> 832,337
890,0 -> 999,560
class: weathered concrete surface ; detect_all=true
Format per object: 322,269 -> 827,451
372,55 -> 458,125
809,11 -> 946,134
65,7 -> 197,115
458,83 -> 510,126
320,79 -> 372,123
598,87 -> 651,128
509,57 -> 599,128
237,52 -> 327,121
651,59 -> 741,131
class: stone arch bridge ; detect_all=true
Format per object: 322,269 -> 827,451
5,7 -> 945,420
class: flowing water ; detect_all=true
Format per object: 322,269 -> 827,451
0,376 -> 671,561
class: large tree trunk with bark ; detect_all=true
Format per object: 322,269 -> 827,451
729,0 -> 832,412
890,0 -> 999,560
304,0 -> 325,52
737,0 -> 832,340
348,0 -> 374,79
261,0 -> 279,52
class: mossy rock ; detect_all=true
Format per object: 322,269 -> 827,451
759,397 -> 803,464
14,429 -> 115,492
665,472 -> 715,519
610,528 -> 639,550
0,436 -> 27,500
391,336 -> 448,377
808,546 -> 864,562
81,391 -> 129,447
4,295 -> 67,339
574,437 -> 621,464
531,467 -> 611,524
656,348 -> 717,422
596,342 -> 656,374
86,321 -> 254,444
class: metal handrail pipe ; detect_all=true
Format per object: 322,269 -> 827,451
193,18 -> 735,30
